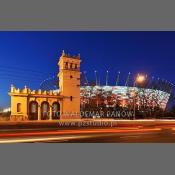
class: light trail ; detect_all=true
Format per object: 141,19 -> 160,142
0,135 -> 91,143
0,128 -> 161,138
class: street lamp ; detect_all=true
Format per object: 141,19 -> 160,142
136,74 -> 146,84
133,74 -> 146,86
132,74 -> 146,120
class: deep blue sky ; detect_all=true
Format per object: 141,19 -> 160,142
0,31 -> 175,108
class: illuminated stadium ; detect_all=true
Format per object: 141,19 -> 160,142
80,85 -> 170,110
40,72 -> 173,112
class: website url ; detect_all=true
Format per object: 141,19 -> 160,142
58,121 -> 114,127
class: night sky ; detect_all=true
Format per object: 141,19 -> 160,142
0,31 -> 175,108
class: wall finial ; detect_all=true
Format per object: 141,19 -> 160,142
11,84 -> 15,92
62,50 -> 65,56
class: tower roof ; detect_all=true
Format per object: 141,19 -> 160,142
61,50 -> 80,59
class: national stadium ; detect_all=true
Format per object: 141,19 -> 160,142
40,72 -> 173,112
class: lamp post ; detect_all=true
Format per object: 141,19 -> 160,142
116,71 -> 120,86
94,70 -> 98,86
132,74 -> 146,120
106,70 -> 109,86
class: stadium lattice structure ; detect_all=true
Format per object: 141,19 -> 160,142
40,72 -> 174,112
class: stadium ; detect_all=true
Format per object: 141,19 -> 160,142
40,72 -> 173,118
80,85 -> 170,110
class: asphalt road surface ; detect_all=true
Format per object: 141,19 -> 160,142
1,121 -> 175,143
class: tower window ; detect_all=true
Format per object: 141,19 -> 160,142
70,75 -> 73,79
70,96 -> 73,101
65,62 -> 68,69
17,103 -> 22,112
75,64 -> 77,69
70,63 -> 73,69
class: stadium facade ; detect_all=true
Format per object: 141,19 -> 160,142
80,85 -> 170,110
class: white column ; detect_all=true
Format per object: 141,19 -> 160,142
38,105 -> 41,120
49,106 -> 52,120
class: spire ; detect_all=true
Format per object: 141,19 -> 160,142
62,50 -> 65,56
77,53 -> 80,59
61,50 -> 81,59
11,84 -> 15,92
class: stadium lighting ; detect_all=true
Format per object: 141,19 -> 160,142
94,70 -> 98,86
106,70 -> 109,86
136,74 -> 146,84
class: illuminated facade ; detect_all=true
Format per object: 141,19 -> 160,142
9,51 -> 81,121
80,86 -> 170,110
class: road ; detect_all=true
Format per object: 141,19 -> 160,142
0,121 -> 175,143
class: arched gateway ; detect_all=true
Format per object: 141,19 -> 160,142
9,51 -> 81,121
52,102 -> 60,120
28,101 -> 60,120
29,101 -> 38,120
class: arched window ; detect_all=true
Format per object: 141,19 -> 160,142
17,103 -> 21,112
65,62 -> 68,69
43,103 -> 48,113
41,102 -> 49,120
30,101 -> 38,114
29,101 -> 38,120
70,96 -> 73,101
70,63 -> 73,69
52,102 -> 60,120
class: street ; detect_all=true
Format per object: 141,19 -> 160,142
0,120 -> 175,143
